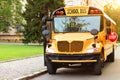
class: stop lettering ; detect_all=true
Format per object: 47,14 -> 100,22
108,32 -> 118,42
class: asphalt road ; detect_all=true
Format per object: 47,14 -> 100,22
30,46 -> 120,80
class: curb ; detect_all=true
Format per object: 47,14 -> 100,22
15,67 -> 47,80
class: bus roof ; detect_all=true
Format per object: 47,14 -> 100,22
52,6 -> 116,25
52,6 -> 102,16
103,13 -> 116,25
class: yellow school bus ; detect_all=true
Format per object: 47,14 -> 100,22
42,6 -> 117,75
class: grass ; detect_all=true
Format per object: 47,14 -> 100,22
0,44 -> 43,62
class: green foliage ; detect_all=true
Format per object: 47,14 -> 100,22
22,0 -> 64,44
104,3 -> 120,41
0,0 -> 24,32
0,20 -> 9,32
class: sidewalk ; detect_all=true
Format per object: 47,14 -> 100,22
0,56 -> 46,80
0,43 -> 119,80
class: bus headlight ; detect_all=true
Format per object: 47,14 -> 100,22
86,48 -> 98,53
46,48 -> 55,54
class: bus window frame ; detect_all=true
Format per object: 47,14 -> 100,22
52,15 -> 103,33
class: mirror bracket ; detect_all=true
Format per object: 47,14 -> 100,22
90,29 -> 99,48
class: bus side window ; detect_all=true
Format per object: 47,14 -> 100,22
106,19 -> 111,34
106,20 -> 111,26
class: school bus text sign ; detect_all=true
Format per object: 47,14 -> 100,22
64,6 -> 89,16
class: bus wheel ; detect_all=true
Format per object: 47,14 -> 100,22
46,58 -> 57,74
108,47 -> 115,62
94,57 -> 102,75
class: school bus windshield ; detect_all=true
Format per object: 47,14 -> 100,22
54,16 -> 101,32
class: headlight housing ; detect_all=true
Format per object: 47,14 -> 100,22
46,47 -> 55,54
86,48 -> 98,53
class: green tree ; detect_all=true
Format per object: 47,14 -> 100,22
22,0 -> 64,44
104,2 -> 120,41
0,0 -> 23,32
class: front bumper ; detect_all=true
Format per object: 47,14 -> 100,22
46,53 -> 100,63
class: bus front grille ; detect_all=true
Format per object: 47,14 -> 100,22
71,41 -> 83,52
57,41 -> 83,52
57,41 -> 69,52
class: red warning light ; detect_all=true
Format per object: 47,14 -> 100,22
90,9 -> 99,14
60,11 -> 64,15
90,10 -> 94,14
55,11 -> 64,15
56,11 -> 60,15
94,10 -> 99,14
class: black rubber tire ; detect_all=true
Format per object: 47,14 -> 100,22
94,57 -> 102,75
107,47 -> 115,62
45,58 -> 57,74
109,47 -> 115,62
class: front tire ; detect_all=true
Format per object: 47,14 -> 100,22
107,47 -> 115,62
109,47 -> 115,62
94,56 -> 102,75
45,57 -> 57,74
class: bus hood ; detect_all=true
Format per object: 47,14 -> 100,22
54,33 -> 94,41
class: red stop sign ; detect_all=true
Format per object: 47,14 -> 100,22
108,32 -> 118,42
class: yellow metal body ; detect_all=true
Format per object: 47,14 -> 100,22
46,6 -> 117,63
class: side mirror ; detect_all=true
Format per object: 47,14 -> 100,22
90,29 -> 98,35
42,30 -> 49,36
90,29 -> 98,48
46,18 -> 53,21
42,25 -> 47,31
42,16 -> 53,25
42,16 -> 47,24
